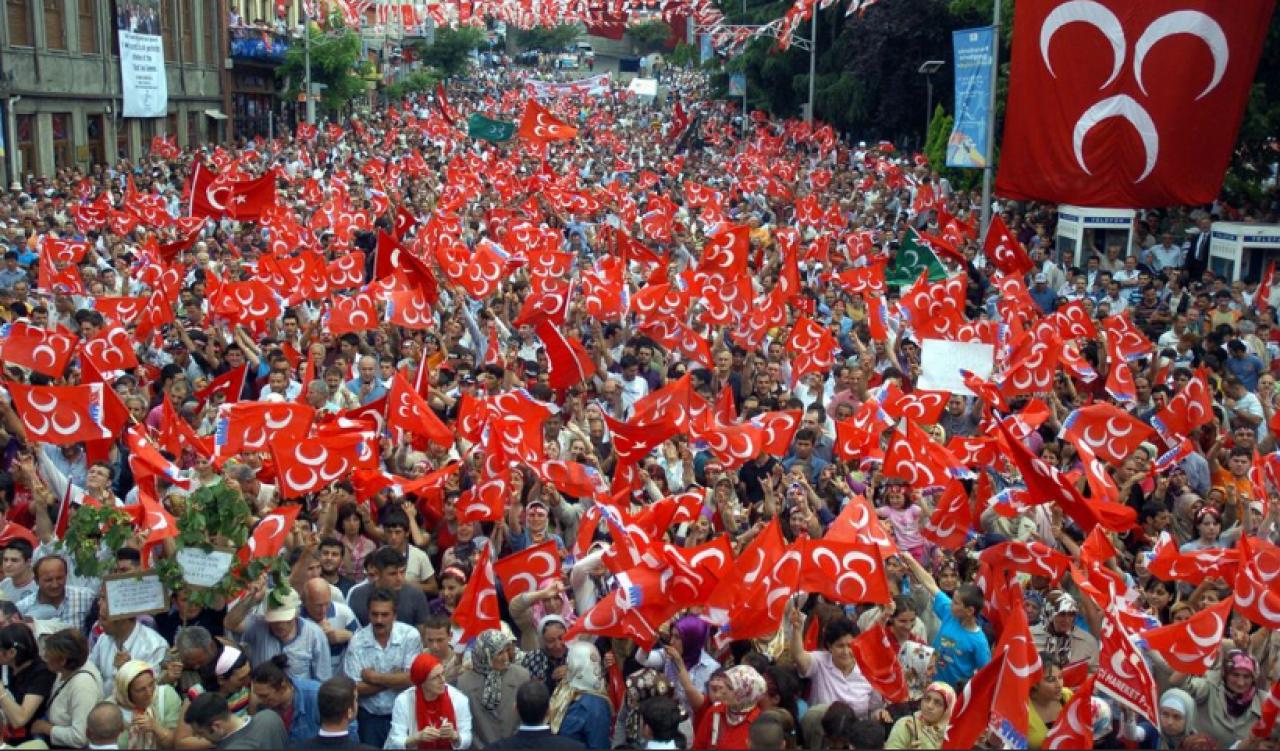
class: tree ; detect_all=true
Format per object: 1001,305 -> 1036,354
412,26 -> 487,78
628,19 -> 674,55
511,23 -> 582,51
278,25 -> 371,114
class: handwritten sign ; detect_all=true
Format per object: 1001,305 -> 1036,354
176,547 -> 236,589
104,571 -> 168,620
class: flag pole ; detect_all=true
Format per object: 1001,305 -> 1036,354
978,0 -> 1000,242
805,8 -> 816,124
304,9 -> 315,125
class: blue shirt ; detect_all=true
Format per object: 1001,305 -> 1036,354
345,377 -> 388,405
1225,353 -> 1265,391
558,693 -> 612,749
286,677 -> 359,742
930,590 -> 992,686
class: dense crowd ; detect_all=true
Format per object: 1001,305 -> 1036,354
0,61 -> 1275,751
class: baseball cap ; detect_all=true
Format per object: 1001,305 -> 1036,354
1034,273 -> 1048,284
264,591 -> 301,623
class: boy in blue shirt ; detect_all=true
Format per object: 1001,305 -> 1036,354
901,552 -> 992,687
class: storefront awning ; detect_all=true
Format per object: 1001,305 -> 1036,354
203,109 -> 228,120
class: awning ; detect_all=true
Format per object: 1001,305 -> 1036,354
203,109 -> 228,120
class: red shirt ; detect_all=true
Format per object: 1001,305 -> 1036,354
693,704 -> 760,750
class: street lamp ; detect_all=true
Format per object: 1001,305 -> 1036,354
918,59 -> 944,141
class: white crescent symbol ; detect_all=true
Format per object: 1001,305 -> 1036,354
207,184 -> 232,212
690,548 -> 726,570
27,391 -> 60,413
264,409 -> 300,431
51,411 -> 84,436
508,572 -> 538,596
1109,647 -> 1137,680
295,444 -> 329,467
22,413 -> 49,436
148,510 -> 169,531
319,458 -> 350,482
530,550 -> 558,579
1134,11 -> 1227,100
32,344 -> 57,369
1072,95 -> 1159,181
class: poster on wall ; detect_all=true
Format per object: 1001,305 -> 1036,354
946,26 -> 993,169
116,0 -> 168,118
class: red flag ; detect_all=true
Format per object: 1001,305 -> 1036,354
943,650 -> 1003,748
386,373 -> 452,448
436,81 -> 458,125
493,541 -> 561,601
535,321 -> 597,390
1042,676 -> 1097,750
1236,535 -> 1280,629
983,215 -> 1034,276
10,383 -> 118,444
454,543 -> 501,642
996,0 -> 1274,206
2,322 -> 78,377
1259,261 -> 1276,316
271,432 -> 374,499
238,504 -> 302,564
1152,367 -> 1215,437
80,323 -> 139,372
1095,599 -> 1161,725
213,401 -> 315,458
798,538 -> 891,605
1140,596 -> 1232,675
1060,403 -> 1156,465
194,364 -> 248,408
850,622 -> 909,703
517,99 -> 578,141
978,540 -> 1072,582
922,480 -> 974,548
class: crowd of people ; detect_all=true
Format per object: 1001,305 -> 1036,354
0,57 -> 1274,751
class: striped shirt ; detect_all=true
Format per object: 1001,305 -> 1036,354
343,622 -> 422,716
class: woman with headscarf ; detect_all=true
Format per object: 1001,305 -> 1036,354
110,660 -> 181,749
691,665 -> 766,750
885,681 -> 956,749
387,654 -> 472,749
546,641 -> 612,749
456,629 -> 530,749
1172,649 -> 1263,747
637,614 -> 720,718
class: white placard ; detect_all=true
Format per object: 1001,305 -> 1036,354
118,0 -> 168,119
918,338 -> 994,396
104,571 -> 168,619
176,547 -> 236,589
628,78 -> 659,97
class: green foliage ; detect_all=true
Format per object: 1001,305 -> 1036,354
62,504 -> 136,580
924,103 -> 951,169
164,485 -> 291,610
279,26 -> 371,114
386,69 -> 443,101
628,20 -> 675,55
412,26 -> 487,78
511,23 -> 583,51
669,42 -> 699,68
1223,22 -> 1280,205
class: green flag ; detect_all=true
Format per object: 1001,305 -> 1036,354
467,113 -> 515,143
885,229 -> 946,288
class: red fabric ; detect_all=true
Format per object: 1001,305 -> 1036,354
997,0 -> 1274,206
410,653 -> 454,749
692,704 -> 759,750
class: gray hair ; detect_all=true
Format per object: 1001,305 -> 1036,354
175,626 -> 214,654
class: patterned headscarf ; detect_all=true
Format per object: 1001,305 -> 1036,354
723,665 -> 766,717
546,641 -> 610,732
624,668 -> 678,745
470,630 -> 514,712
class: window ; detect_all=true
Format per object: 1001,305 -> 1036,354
15,114 -> 34,177
179,0 -> 194,62
86,114 -> 107,166
77,0 -> 97,53
7,0 -> 30,46
51,113 -> 72,170
43,0 -> 66,50
160,0 -> 175,61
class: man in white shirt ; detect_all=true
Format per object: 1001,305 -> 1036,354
343,589 -> 422,747
613,354 -> 650,414
88,598 -> 170,688
1143,232 -> 1185,272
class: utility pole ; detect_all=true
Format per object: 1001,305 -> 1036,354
304,9 -> 315,124
979,0 -> 1001,239
805,9 -> 815,124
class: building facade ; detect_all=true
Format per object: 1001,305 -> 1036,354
0,0 -> 225,181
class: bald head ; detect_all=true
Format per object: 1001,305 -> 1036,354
303,577 -> 332,620
87,702 -> 124,746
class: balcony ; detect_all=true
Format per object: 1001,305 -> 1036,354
229,26 -> 289,64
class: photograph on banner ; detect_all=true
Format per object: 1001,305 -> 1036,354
117,0 -> 168,118
918,338 -> 994,395
946,26 -> 994,169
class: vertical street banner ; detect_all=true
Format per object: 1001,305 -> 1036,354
946,26 -> 993,169
728,74 -> 746,98
116,0 -> 168,118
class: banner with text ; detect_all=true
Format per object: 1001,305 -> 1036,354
946,26 -> 993,169
117,0 -> 168,118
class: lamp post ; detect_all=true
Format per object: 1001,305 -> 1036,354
918,59 -> 944,142
303,10 -> 314,124
805,10 -> 816,124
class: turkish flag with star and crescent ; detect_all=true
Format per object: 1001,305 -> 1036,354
997,0 -> 1274,206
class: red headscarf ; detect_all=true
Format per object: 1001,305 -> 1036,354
410,653 -> 455,749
